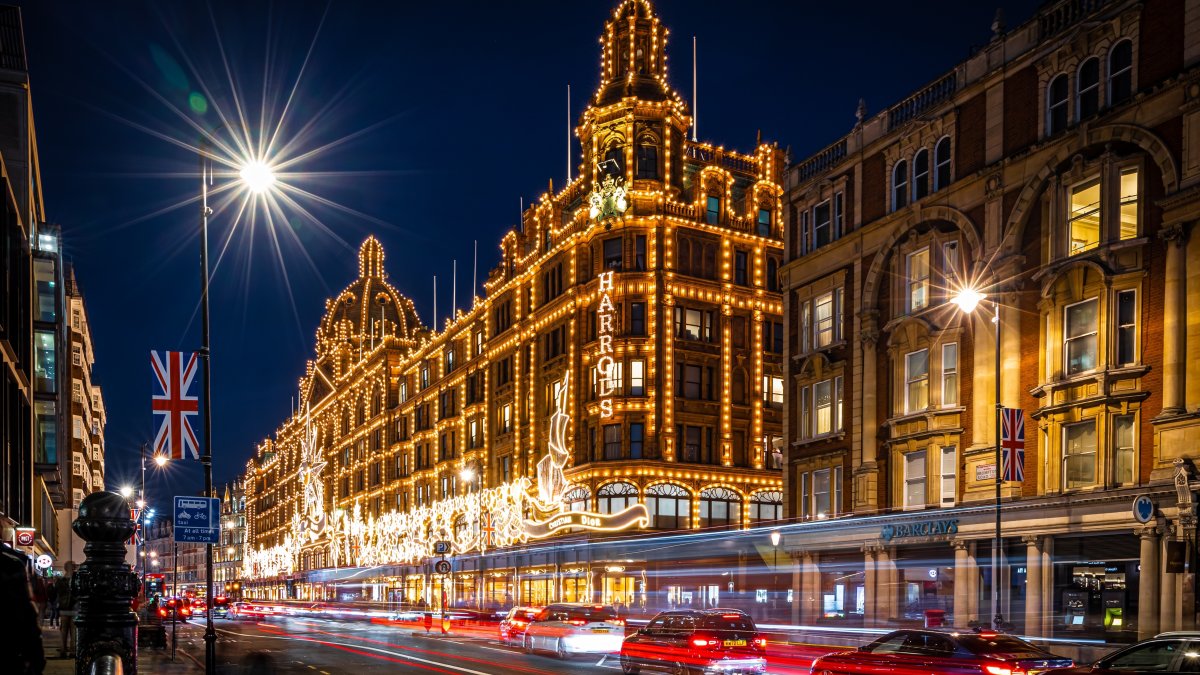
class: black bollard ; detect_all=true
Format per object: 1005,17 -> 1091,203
72,491 -> 139,675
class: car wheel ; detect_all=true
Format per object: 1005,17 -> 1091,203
670,662 -> 690,675
620,656 -> 640,674
523,635 -> 533,655
556,638 -> 568,659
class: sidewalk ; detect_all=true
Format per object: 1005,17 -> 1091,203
41,626 -> 200,675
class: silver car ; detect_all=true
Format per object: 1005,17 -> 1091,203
522,603 -> 626,658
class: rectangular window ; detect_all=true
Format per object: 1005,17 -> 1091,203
814,292 -> 835,348
942,241 -> 960,289
812,468 -> 831,518
1114,415 -> 1135,485
630,359 -> 645,396
757,208 -> 771,237
907,248 -> 930,311
501,455 -> 512,483
34,258 -> 56,322
603,238 -> 623,269
399,381 -> 408,403
941,343 -> 958,407
834,192 -> 844,238
469,419 -> 480,448
629,302 -> 646,336
603,424 -> 622,460
706,196 -> 720,225
1064,298 -> 1099,376
904,451 -> 926,509
684,425 -> 702,462
1063,420 -> 1097,489
474,331 -> 484,357
800,301 -> 811,354
629,423 -> 644,459
812,201 -> 831,249
420,365 -> 430,390
35,331 -> 56,394
814,379 -> 833,435
1119,167 -> 1139,240
683,364 -> 702,400
1116,289 -> 1136,366
763,375 -> 784,407
680,308 -> 703,340
835,375 -> 843,432
940,446 -> 956,507
904,349 -> 929,413
634,234 -> 647,271
499,403 -> 512,433
800,471 -> 810,520
1069,178 -> 1102,254
607,361 -> 623,394
734,251 -> 748,285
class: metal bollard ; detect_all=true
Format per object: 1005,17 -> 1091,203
73,491 -> 139,675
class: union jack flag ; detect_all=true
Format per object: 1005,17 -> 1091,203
151,350 -> 200,460
1001,407 -> 1025,483
480,511 -> 496,548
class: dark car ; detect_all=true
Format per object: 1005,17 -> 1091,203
211,595 -> 230,618
809,629 -> 1073,675
160,597 -> 191,621
1045,632 -> 1200,674
620,609 -> 767,674
499,607 -> 541,645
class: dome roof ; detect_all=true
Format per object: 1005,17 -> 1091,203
593,0 -> 681,107
315,237 -> 422,359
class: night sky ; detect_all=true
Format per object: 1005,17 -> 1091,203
12,0 -> 1041,508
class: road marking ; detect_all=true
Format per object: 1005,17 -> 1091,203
320,671 -> 331,675
307,666 -> 317,670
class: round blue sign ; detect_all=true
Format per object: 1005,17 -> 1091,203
1132,495 -> 1155,523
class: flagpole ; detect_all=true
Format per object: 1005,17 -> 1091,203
991,300 -> 1003,630
199,146 -> 217,674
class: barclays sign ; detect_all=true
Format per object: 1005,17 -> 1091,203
881,518 -> 959,542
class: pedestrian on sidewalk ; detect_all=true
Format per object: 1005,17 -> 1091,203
54,561 -> 78,658
46,578 -> 59,628
0,538 -> 45,674
31,571 -> 48,626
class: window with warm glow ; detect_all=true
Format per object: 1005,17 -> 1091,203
939,446 -> 957,506
630,359 -> 645,396
1069,178 -> 1101,253
904,451 -> 926,509
1063,420 -> 1097,489
941,343 -> 958,407
1119,167 -> 1139,240
907,248 -> 930,312
1064,298 -> 1098,375
904,349 -> 929,413
1113,414 -> 1135,485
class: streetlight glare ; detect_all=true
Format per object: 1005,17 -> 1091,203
119,486 -> 133,498
952,287 -> 986,315
459,467 -> 476,483
154,454 -> 169,467
770,530 -> 781,547
136,499 -> 146,509
239,160 -> 276,194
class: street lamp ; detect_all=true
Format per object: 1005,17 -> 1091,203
953,286 -> 1004,629
459,466 -> 477,493
770,531 -> 781,610
155,454 -> 169,468
120,486 -> 134,499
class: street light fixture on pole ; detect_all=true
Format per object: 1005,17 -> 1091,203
952,286 -> 1004,629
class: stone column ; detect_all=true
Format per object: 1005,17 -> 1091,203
953,539 -> 970,626
863,545 -> 876,626
855,314 -> 880,511
1041,538 -> 1054,637
1139,526 -> 1161,640
967,542 -> 979,623
1023,535 -> 1042,637
1161,524 -> 1178,633
876,546 -> 892,624
1160,224 -> 1189,415
806,552 -> 822,624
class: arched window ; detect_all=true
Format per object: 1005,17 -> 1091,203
604,146 -> 625,179
749,490 -> 783,522
934,137 -> 952,191
912,149 -> 930,201
1109,40 -> 1133,105
892,160 -> 908,211
1047,74 -> 1069,135
699,487 -> 742,529
677,236 -> 692,275
453,515 -> 469,542
646,483 -> 691,529
1077,57 -> 1100,120
564,485 -> 591,512
636,136 -> 659,180
597,481 -> 638,514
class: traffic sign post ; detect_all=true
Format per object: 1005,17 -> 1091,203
174,496 -> 221,544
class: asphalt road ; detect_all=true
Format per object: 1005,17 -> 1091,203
163,616 -> 630,675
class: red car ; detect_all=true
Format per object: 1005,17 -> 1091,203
809,629 -> 1072,675
620,609 -> 767,674
499,606 -> 542,645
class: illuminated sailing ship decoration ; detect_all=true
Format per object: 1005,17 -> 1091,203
246,373 -> 647,578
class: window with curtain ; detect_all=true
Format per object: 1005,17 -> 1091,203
1063,420 -> 1097,489
940,446 -> 957,506
941,343 -> 958,407
1069,178 -> 1101,254
1113,415 -> 1135,485
905,349 -> 929,413
907,247 -> 930,312
904,451 -> 926,509
1064,298 -> 1099,375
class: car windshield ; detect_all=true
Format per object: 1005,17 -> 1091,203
957,634 -> 1042,655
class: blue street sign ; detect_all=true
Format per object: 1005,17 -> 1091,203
174,496 -> 220,544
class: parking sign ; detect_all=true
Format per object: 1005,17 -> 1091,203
174,496 -> 220,544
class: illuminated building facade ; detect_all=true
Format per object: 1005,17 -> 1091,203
244,0 -> 785,610
215,479 -> 246,599
781,0 -> 1200,642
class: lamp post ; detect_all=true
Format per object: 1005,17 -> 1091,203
770,530 -> 781,612
952,287 -> 1004,629
197,142 -> 274,675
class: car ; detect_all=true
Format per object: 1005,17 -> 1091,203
499,607 -> 542,645
522,603 -> 626,658
230,601 -> 274,620
211,596 -> 230,618
160,597 -> 191,621
620,608 -> 768,675
1044,631 -> 1200,674
808,628 -> 1073,675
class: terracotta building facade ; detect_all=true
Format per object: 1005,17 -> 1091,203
244,0 -> 786,611
780,0 -> 1200,641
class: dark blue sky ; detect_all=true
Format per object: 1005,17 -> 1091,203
13,0 -> 1041,506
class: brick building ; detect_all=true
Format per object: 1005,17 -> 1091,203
243,0 -> 787,611
780,0 -> 1200,641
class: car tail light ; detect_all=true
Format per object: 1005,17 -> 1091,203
568,619 -> 586,626
983,666 -> 1027,675
753,636 -> 768,649
158,609 -> 167,617
690,634 -> 720,649
611,618 -> 625,626
513,619 -> 527,627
